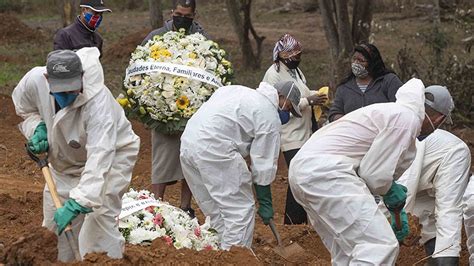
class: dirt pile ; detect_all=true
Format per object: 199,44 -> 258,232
0,13 -> 45,44
2,227 -> 57,265
80,242 -> 259,265
0,94 -> 473,265
103,30 -> 150,62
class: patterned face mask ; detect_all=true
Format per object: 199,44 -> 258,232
84,12 -> 103,30
351,63 -> 369,78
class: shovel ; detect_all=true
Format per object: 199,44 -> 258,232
26,145 -> 82,261
268,219 -> 304,261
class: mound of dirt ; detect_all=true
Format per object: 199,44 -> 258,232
103,30 -> 150,62
79,242 -> 259,265
0,94 -> 473,265
0,191 -> 43,254
0,13 -> 45,44
2,227 -> 57,265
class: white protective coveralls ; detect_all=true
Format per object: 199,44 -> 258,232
12,47 -> 140,262
397,129 -> 471,258
180,82 -> 281,250
463,175 -> 474,265
288,78 -> 425,265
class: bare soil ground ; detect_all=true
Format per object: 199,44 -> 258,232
1,4 -> 473,265
1,94 -> 472,265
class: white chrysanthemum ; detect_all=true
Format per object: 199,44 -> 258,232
129,227 -> 162,245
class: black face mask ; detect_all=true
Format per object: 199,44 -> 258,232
173,16 -> 193,31
282,59 -> 300,69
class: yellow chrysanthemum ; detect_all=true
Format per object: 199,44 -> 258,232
174,77 -> 187,87
150,49 -> 172,60
151,50 -> 161,60
150,44 -> 161,51
159,49 -> 172,57
176,95 -> 190,110
117,98 -> 130,108
188,52 -> 197,59
221,59 -> 231,68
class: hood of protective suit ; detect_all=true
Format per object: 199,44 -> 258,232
256,82 -> 279,109
71,47 -> 105,107
395,78 -> 425,122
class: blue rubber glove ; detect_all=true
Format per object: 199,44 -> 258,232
27,122 -> 48,154
383,181 -> 407,209
54,199 -> 92,235
389,209 -> 410,242
254,184 -> 274,225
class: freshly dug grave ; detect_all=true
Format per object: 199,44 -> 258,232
81,243 -> 259,265
2,227 -> 57,265
0,95 -> 472,265
0,13 -> 45,44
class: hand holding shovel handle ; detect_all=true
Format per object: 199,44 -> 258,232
26,146 -> 82,261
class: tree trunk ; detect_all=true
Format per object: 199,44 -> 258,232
318,0 -> 354,88
225,0 -> 265,69
352,0 -> 373,44
60,0 -> 78,27
149,0 -> 163,29
319,0 -> 374,88
319,0 -> 339,88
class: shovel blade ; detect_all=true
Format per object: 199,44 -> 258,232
273,242 -> 305,261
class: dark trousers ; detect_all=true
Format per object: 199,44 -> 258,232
283,149 -> 308,225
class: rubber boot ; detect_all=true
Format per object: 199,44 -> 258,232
425,238 -> 459,266
428,257 -> 459,266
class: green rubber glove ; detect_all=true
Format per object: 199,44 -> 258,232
27,122 -> 49,154
389,209 -> 410,242
254,184 -> 274,225
54,199 -> 92,235
383,181 -> 408,209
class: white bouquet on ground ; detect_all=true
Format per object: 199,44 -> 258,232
118,29 -> 233,134
119,188 -> 220,251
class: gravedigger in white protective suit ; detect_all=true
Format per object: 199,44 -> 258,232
464,175 -> 474,265
288,78 -> 445,265
12,47 -> 140,262
395,86 -> 470,266
180,81 -> 302,250
398,130 -> 470,265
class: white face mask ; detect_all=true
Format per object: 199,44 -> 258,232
351,63 -> 369,78
425,113 -> 446,132
425,113 -> 436,132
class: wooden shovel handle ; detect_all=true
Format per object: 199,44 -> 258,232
42,166 -> 62,208
394,210 -> 402,231
41,166 -> 73,232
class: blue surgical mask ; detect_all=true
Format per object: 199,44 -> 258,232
278,109 -> 290,125
52,92 -> 79,109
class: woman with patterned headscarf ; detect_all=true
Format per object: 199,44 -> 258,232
262,33 -> 328,225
